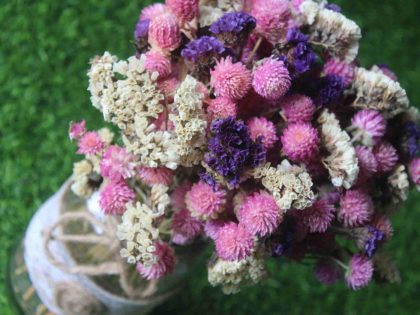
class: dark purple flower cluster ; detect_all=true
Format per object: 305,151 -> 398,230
204,117 -> 266,187
181,36 -> 226,62
405,121 -> 420,158
316,75 -> 345,106
134,19 -> 150,40
210,11 -> 256,35
364,226 -> 385,257
286,28 -> 317,76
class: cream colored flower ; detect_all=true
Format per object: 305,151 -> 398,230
387,164 -> 409,204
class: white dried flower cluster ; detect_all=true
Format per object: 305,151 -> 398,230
208,252 -> 266,294
318,110 -> 359,189
71,160 -> 94,198
117,185 -> 170,266
217,0 -> 242,12
170,75 -> 208,167
253,160 -> 315,210
199,5 -> 224,27
300,0 -> 361,63
87,52 -> 118,115
351,67 -> 410,118
88,53 -> 180,169
387,164 -> 410,204
97,127 -> 115,145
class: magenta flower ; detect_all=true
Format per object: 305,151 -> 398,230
100,145 -> 137,181
171,208 -> 203,245
339,189 -> 373,228
247,117 -> 277,149
314,261 -> 340,285
69,120 -> 86,140
345,254 -> 374,290
302,199 -> 335,233
279,94 -> 315,123
281,122 -> 320,162
77,131 -> 105,155
373,142 -> 398,173
215,222 -> 254,261
99,181 -> 135,215
185,181 -> 226,219
138,166 -> 174,186
136,242 -> 176,280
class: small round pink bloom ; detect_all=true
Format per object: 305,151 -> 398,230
373,142 -> 399,173
211,57 -> 252,100
207,97 -> 237,120
215,222 -> 254,261
157,76 -> 180,102
171,208 -> 203,245
281,122 -> 320,162
370,214 -> 393,240
252,58 -> 291,100
170,181 -> 192,210
247,117 -> 277,149
77,131 -> 105,155
338,189 -> 374,228
302,199 -> 335,233
69,120 -> 86,140
99,181 -> 135,215
238,191 -> 281,237
252,0 -> 291,44
100,145 -> 137,181
323,58 -> 355,87
138,167 -> 174,186
136,242 -> 175,280
148,13 -> 181,52
279,94 -> 315,123
204,219 -> 228,240
351,109 -> 387,145
145,51 -> 172,79
409,158 -> 420,186
355,146 -> 378,182
140,3 -> 169,21
185,181 -> 226,219
345,254 -> 374,290
314,261 -> 340,285
166,0 -> 198,22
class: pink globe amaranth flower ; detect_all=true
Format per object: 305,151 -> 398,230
351,109 -> 387,145
99,181 -> 135,215
207,97 -> 238,120
238,191 -> 281,237
252,58 -> 291,100
100,146 -> 137,181
171,208 -> 203,245
370,214 -> 393,240
166,0 -> 198,22
77,131 -> 105,155
157,76 -> 180,103
170,181 -> 192,210
145,51 -> 172,79
247,117 -> 277,149
69,120 -> 86,140
252,0 -> 291,44
138,167 -> 174,186
409,158 -> 420,186
323,58 -> 355,87
281,122 -> 320,162
204,219 -> 228,240
148,13 -> 181,52
373,142 -> 399,173
290,0 -> 305,11
140,3 -> 169,21
210,57 -> 252,100
345,254 -> 374,290
279,94 -> 315,123
314,261 -> 340,285
302,199 -> 335,233
185,181 -> 226,219
338,189 -> 374,228
215,222 -> 254,261
355,146 -> 378,183
136,242 -> 175,280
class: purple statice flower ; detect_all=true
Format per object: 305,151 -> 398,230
204,117 -> 266,187
405,121 -> 420,158
210,12 -> 256,35
325,3 -> 341,12
181,36 -> 226,62
316,75 -> 345,106
134,19 -> 150,40
293,42 -> 317,74
199,172 -> 218,191
286,28 -> 308,44
364,226 -> 385,257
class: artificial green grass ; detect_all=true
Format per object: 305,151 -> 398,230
1,1 -> 419,314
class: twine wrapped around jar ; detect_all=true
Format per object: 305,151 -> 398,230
21,179 -> 200,315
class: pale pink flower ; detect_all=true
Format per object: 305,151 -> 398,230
215,222 -> 254,261
166,0 -> 199,22
351,109 -> 387,145
281,122 -> 320,162
208,97 -> 237,120
136,242 -> 176,280
171,208 -> 203,245
247,117 -> 277,149
69,120 -> 86,140
145,51 -> 172,78
99,181 -> 135,215
185,181 -> 226,219
148,13 -> 181,52
77,131 -> 105,155
345,254 -> 374,290
100,145 -> 137,181
279,94 -> 315,123
140,3 -> 169,21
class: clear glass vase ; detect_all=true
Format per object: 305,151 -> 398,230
8,181 -> 206,315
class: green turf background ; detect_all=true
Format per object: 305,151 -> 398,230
1,0 -> 419,314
